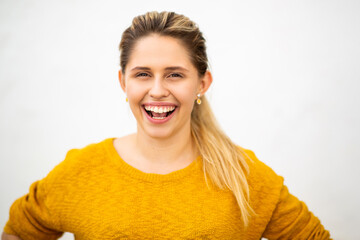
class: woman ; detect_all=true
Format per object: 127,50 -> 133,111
2,11 -> 331,239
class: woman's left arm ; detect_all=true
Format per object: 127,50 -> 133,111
262,184 -> 331,240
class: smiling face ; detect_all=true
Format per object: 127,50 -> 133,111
119,34 -> 211,140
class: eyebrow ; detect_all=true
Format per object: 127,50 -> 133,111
130,66 -> 189,72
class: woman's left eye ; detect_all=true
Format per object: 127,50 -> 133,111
168,73 -> 183,78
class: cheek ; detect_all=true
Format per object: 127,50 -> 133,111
183,83 -> 199,101
126,82 -> 146,100
175,88 -> 197,108
126,83 -> 146,116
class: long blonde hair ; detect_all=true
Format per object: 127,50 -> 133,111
119,11 -> 254,226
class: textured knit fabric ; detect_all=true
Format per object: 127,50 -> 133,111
4,138 -> 331,240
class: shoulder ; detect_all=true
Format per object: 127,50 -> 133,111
43,138 -> 115,187
68,138 -> 113,159
238,147 -> 284,210
241,148 -> 283,186
59,138 -> 113,167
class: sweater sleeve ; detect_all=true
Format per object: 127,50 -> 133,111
242,149 -> 331,239
3,178 -> 64,240
262,184 -> 331,240
1,149 -> 79,240
4,179 -> 63,240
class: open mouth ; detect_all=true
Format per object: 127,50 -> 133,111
143,105 -> 177,120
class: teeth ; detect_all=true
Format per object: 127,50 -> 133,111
152,117 -> 165,119
144,105 -> 175,113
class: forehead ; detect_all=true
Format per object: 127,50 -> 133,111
126,35 -> 195,72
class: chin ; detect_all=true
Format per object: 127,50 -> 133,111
142,127 -> 175,140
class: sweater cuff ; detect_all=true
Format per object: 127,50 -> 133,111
3,221 -> 18,236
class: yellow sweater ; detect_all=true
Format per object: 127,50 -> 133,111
4,138 -> 331,239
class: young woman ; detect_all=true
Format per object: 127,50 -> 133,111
2,11 -> 331,240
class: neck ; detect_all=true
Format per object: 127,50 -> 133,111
135,123 -> 197,166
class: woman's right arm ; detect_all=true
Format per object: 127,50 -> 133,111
1,232 -> 22,240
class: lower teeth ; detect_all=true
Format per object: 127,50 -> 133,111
152,117 -> 165,120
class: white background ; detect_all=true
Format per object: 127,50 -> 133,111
1,0 -> 359,239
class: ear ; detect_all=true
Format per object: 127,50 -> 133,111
197,71 -> 213,96
118,70 -> 126,92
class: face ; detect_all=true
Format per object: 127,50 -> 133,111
119,35 -> 211,140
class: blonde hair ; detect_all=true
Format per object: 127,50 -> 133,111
119,11 -> 254,226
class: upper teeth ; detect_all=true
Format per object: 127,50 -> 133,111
144,106 -> 176,113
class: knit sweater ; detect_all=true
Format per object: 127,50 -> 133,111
4,138 -> 331,239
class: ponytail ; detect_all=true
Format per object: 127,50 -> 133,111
191,96 -> 255,225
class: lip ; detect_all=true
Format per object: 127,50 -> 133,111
142,102 -> 178,107
142,103 -> 178,124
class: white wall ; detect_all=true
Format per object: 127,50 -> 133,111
1,0 -> 359,239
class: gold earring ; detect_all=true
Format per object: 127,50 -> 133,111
125,97 -> 128,102
196,94 -> 201,105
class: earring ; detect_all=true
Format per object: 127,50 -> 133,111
196,94 -> 201,105
125,97 -> 128,102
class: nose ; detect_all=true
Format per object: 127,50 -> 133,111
148,77 -> 169,99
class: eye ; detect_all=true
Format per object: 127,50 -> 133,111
136,72 -> 150,78
167,73 -> 183,78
